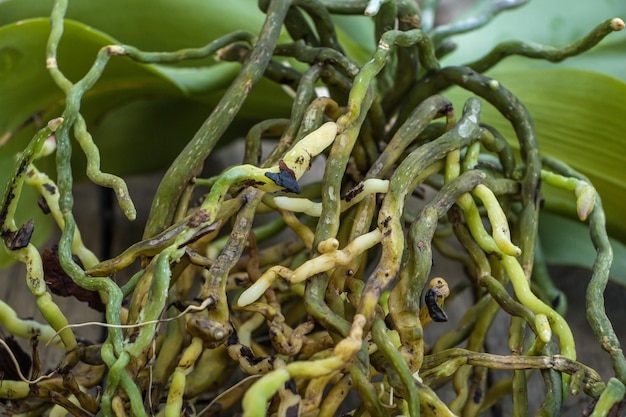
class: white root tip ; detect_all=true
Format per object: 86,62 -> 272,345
46,57 -> 57,69
237,279 -> 272,307
610,18 -> 625,31
47,118 -> 63,132
575,183 -> 596,221
318,238 -> 339,254
274,196 -> 322,217
106,45 -> 126,56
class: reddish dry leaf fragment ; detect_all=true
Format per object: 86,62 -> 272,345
0,336 -> 31,383
42,246 -> 106,312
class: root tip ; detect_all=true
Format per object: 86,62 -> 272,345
610,18 -> 625,31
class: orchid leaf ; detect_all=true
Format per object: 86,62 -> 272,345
333,14 -> 376,65
0,18 -> 188,136
444,0 -> 626,80
0,17 -> 291,267
90,95 -> 292,178
0,0 -> 275,55
0,0 -> 371,68
0,18 -> 180,267
539,212 -> 626,287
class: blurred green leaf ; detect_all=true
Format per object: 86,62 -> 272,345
0,17 -> 191,268
443,0 -> 626,80
332,14 -> 376,65
91,94 -> 292,179
0,0 -> 273,56
539,212 -> 626,287
0,17 -> 180,267
444,68 -> 626,242
0,15 -> 292,267
0,18 -> 189,136
0,0 -> 373,67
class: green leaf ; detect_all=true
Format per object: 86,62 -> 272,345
539,212 -> 626,288
0,18 -> 188,136
0,17 -> 187,268
443,68 -> 626,243
333,14 -> 376,65
443,0 -> 626,80
91,93 -> 292,179
0,16 -> 291,267
0,0 -> 374,66
0,0 -> 271,55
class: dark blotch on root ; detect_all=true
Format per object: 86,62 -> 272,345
265,171 -> 301,194
342,182 -> 364,202
43,183 -> 56,195
7,219 -> 35,250
425,287 -> 448,322
37,195 -> 51,214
